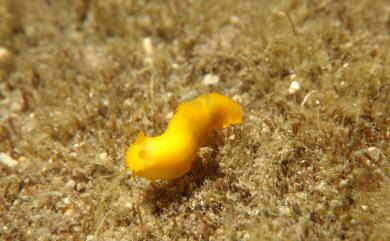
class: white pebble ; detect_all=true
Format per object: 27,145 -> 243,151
102,99 -> 109,106
99,152 -> 108,161
203,74 -> 220,86
361,205 -> 370,211
0,47 -> 10,62
230,16 -> 240,25
288,81 -> 301,94
367,147 -> 381,162
63,197 -> 70,204
0,153 -> 17,167
125,202 -> 132,209
143,37 -> 153,56
143,37 -> 154,65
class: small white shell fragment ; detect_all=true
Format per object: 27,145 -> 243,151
125,202 -> 132,209
0,47 -> 10,62
203,74 -> 220,86
288,81 -> 301,94
102,99 -> 109,106
63,197 -> 70,204
143,37 -> 154,64
0,153 -> 17,167
143,37 -> 153,56
361,205 -> 370,211
99,152 -> 108,161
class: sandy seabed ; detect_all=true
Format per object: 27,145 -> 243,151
0,0 -> 389,240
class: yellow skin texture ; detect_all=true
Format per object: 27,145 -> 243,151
125,93 -> 243,180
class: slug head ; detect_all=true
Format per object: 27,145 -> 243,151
209,93 -> 243,129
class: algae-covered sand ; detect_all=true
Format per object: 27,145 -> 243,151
0,0 -> 389,240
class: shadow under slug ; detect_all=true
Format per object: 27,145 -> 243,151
142,133 -> 225,215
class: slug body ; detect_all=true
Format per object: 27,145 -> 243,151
125,93 -> 243,180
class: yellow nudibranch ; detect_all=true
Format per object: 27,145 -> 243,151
125,93 -> 243,180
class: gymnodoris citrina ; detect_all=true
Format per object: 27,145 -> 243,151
125,93 -> 243,180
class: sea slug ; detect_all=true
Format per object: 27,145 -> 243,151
125,93 -> 243,180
